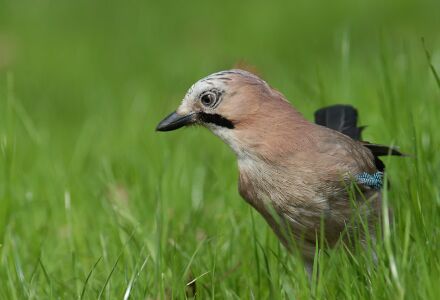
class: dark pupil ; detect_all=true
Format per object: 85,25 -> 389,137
201,93 -> 214,106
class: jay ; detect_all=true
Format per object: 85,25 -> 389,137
157,69 -> 402,268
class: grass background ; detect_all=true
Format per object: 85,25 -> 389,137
1,0 -> 439,298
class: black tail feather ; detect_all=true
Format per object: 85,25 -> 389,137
314,105 -> 364,140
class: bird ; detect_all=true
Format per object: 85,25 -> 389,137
156,69 -> 403,270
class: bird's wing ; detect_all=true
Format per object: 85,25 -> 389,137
314,104 -> 404,172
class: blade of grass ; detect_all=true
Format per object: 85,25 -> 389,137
79,256 -> 102,300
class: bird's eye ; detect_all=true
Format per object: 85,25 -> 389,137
200,92 -> 216,107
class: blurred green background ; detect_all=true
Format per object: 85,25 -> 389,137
1,0 -> 439,299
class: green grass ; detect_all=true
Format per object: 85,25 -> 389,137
1,0 -> 440,298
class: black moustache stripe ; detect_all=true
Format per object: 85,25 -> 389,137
198,113 -> 235,129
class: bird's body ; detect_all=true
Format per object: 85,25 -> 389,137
237,125 -> 380,259
157,69 -> 401,265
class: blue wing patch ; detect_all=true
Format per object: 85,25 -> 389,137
356,171 -> 384,190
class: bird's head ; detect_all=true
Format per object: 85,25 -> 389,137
156,69 -> 307,158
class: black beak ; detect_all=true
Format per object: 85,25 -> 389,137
156,111 -> 196,132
